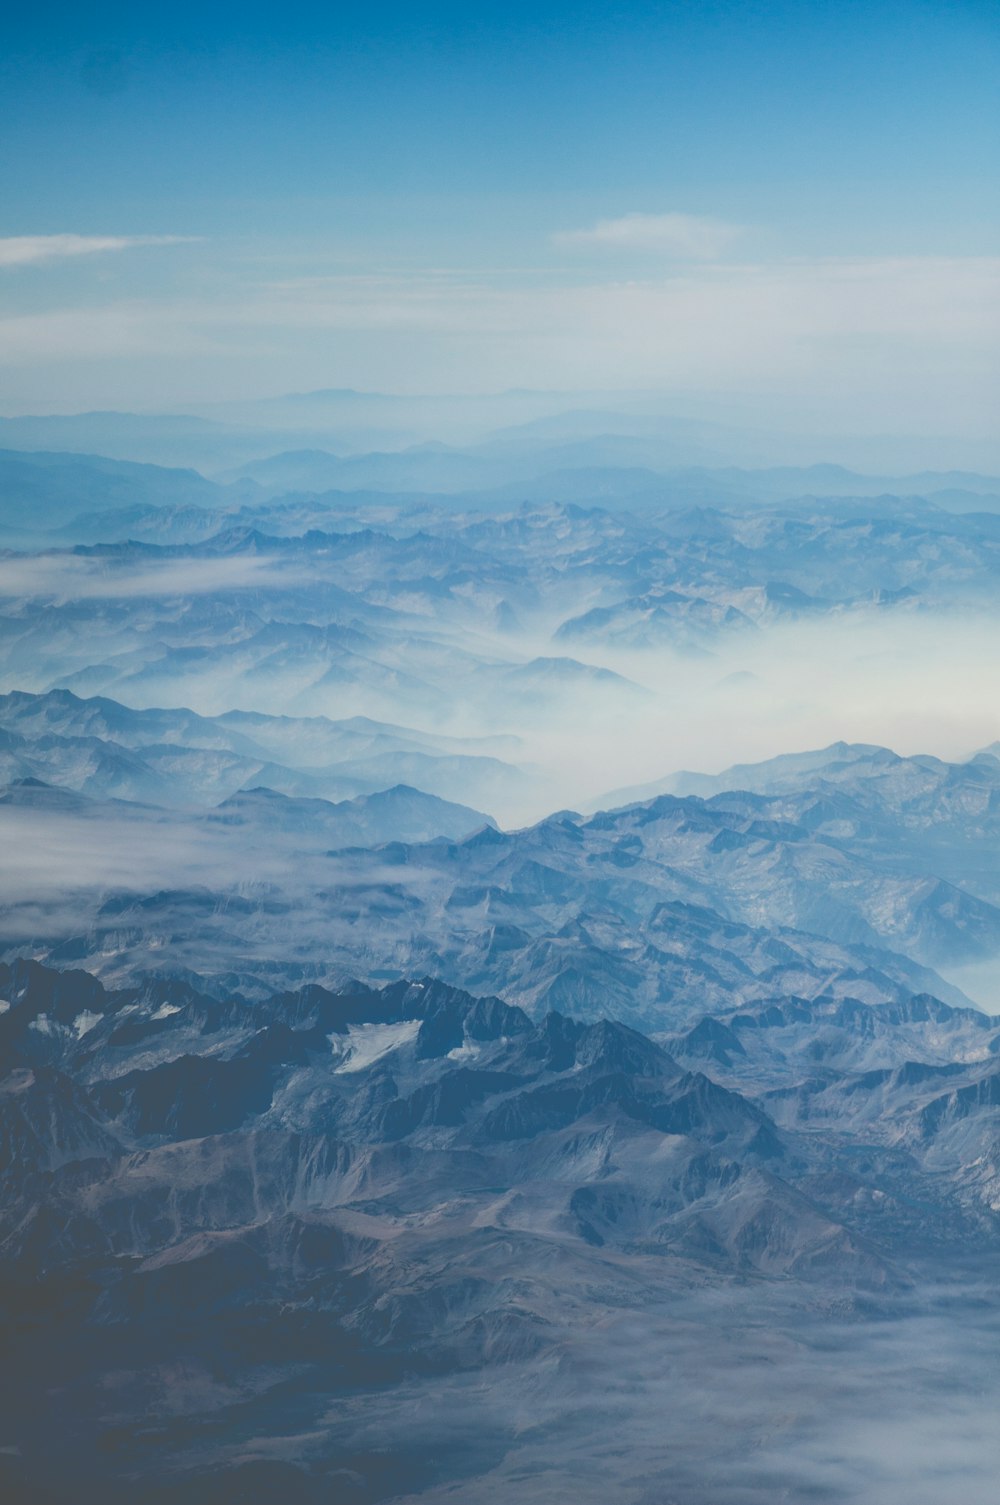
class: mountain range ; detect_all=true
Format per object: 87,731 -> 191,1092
2,955 -> 999,1503
2,692 -> 999,1025
2,416 -> 1000,1502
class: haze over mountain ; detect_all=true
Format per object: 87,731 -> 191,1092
3,397 -> 1000,1503
3,443 -> 1000,826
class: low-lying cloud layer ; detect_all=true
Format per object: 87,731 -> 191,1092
396,1286 -> 1000,1505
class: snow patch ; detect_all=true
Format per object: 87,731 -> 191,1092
332,1019 -> 421,1073
73,1010 -> 101,1038
150,1003 -> 182,1021
447,1041 -> 481,1063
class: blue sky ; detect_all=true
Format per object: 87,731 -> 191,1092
1,1 -> 997,436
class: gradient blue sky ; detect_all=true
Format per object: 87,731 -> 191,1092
1,1 -> 997,438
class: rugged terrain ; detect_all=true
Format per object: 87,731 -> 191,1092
3,957 -> 1000,1503
2,433 -> 999,1502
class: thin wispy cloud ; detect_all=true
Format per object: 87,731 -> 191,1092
554,212 -> 743,260
0,234 -> 198,268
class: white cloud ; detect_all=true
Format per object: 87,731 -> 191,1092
554,212 -> 742,259
0,234 -> 197,268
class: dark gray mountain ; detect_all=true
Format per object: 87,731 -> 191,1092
1,958 -> 998,1504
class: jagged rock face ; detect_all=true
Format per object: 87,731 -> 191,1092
2,959 -> 1000,1502
663,989 -> 1000,1237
